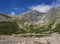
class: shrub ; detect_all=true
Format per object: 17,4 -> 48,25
0,21 -> 19,35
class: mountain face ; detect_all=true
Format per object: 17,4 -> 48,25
50,6 -> 60,20
17,9 -> 52,24
15,6 -> 60,34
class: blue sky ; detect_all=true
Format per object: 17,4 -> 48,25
0,0 -> 56,15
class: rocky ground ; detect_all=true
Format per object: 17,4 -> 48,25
0,33 -> 60,44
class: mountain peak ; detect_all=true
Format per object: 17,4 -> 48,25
31,5 -> 53,13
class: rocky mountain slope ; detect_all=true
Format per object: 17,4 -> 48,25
17,10 -> 51,24
17,6 -> 60,23
0,6 -> 60,34
0,12 -> 12,22
15,6 -> 60,34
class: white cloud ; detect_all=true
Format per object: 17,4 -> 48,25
14,8 -> 21,11
22,8 -> 25,10
30,4 -> 53,13
14,8 -> 18,10
11,12 -> 15,16
18,9 -> 20,10
54,0 -> 60,7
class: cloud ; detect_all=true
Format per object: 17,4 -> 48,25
14,7 -> 24,10
29,1 -> 60,13
29,4 -> 53,13
14,7 -> 21,11
22,8 -> 25,10
54,0 -> 60,7
14,8 -> 18,10
11,12 -> 15,16
28,1 -> 60,13
18,9 -> 21,10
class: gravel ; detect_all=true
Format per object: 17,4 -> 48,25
0,33 -> 60,44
